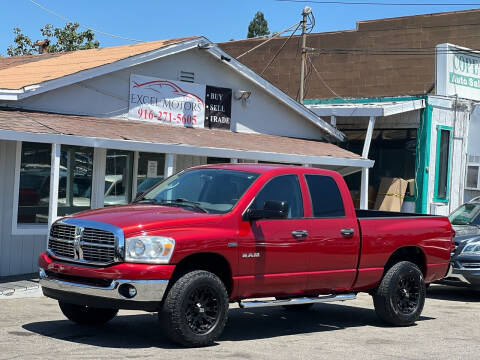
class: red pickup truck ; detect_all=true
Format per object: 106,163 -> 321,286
39,164 -> 453,347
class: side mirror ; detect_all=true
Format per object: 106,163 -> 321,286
246,200 -> 289,221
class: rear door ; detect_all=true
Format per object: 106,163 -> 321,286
303,174 -> 360,292
237,174 -> 310,297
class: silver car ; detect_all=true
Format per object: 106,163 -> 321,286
439,197 -> 480,290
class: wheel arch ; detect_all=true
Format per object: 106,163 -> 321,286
171,252 -> 233,295
383,246 -> 427,277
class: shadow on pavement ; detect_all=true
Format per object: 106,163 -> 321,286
22,302 -> 434,348
427,284 -> 480,303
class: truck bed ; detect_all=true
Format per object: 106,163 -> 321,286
355,209 -> 437,219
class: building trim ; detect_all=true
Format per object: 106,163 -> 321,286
433,125 -> 453,203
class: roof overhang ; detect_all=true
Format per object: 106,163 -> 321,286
306,99 -> 425,117
0,110 -> 373,174
0,37 -> 345,142
0,37 -> 203,101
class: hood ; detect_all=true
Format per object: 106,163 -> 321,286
453,225 -> 480,238
67,204 -> 222,235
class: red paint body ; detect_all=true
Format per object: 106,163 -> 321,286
39,164 -> 453,301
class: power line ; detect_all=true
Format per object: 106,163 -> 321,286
307,47 -> 480,55
308,56 -> 346,99
27,0 -> 144,43
277,0 -> 480,6
237,21 -> 302,59
261,22 -> 303,75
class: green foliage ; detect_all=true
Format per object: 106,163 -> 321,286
247,11 -> 270,38
7,22 -> 100,56
7,28 -> 34,56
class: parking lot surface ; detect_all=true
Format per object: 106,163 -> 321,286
0,285 -> 478,360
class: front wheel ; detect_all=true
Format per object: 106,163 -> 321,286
373,261 -> 426,326
159,270 -> 229,347
58,301 -> 118,325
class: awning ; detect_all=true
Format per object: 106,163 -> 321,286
306,99 -> 425,117
0,109 -> 373,174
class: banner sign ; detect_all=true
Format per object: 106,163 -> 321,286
128,74 -> 232,130
436,43 -> 480,101
205,85 -> 232,130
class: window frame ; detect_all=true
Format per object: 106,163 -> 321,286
11,144 -> 169,236
465,154 -> 480,191
11,141 -> 51,235
433,125 -> 453,203
304,174 -> 346,219
246,174 -> 305,220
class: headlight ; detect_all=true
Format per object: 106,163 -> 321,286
125,236 -> 175,264
461,240 -> 480,255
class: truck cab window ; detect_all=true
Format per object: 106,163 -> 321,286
305,175 -> 345,217
252,175 -> 303,218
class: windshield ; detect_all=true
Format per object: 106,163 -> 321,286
449,203 -> 480,226
140,168 -> 259,214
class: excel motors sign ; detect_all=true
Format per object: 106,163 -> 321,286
128,74 -> 232,130
436,43 -> 480,101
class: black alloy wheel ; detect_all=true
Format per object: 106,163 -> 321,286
160,270 -> 229,347
392,275 -> 421,315
184,285 -> 220,335
373,261 -> 426,326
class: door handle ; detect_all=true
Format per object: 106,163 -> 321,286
292,230 -> 308,239
340,228 -> 355,238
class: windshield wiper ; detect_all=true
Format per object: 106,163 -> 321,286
158,198 -> 209,213
134,198 -> 159,204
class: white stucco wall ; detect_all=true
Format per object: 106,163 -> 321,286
427,98 -> 471,216
9,48 -> 327,141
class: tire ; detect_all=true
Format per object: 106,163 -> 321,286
58,301 -> 118,325
275,297 -> 314,311
159,270 -> 229,347
373,261 -> 426,326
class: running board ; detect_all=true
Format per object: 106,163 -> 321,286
239,293 -> 356,309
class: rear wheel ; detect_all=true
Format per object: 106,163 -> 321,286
58,301 -> 118,325
159,270 -> 229,347
373,261 -> 426,326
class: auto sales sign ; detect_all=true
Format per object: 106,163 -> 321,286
128,74 -> 232,129
436,43 -> 480,101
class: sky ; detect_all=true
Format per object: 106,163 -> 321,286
1,0 -> 479,55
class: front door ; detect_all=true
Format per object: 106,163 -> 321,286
237,174 -> 310,298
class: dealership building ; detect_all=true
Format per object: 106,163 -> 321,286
0,36 -> 373,277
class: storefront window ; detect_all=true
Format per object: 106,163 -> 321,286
104,149 -> 134,206
136,152 -> 165,197
17,142 -> 51,224
57,145 -> 94,216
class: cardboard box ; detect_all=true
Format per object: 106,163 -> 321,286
374,177 -> 408,212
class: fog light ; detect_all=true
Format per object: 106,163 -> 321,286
39,268 -> 46,278
118,283 -> 137,299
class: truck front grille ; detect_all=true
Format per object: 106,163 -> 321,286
48,222 -> 120,265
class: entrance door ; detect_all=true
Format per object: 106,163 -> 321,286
237,174 -> 310,298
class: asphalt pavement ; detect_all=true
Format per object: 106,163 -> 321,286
0,284 -> 478,359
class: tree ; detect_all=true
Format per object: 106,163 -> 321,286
7,23 -> 99,56
247,11 -> 270,38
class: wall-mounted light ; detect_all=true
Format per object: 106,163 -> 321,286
234,90 -> 251,101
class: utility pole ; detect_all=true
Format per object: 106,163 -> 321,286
298,6 -> 312,104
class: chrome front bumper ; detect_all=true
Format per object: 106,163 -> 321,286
39,268 -> 168,302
